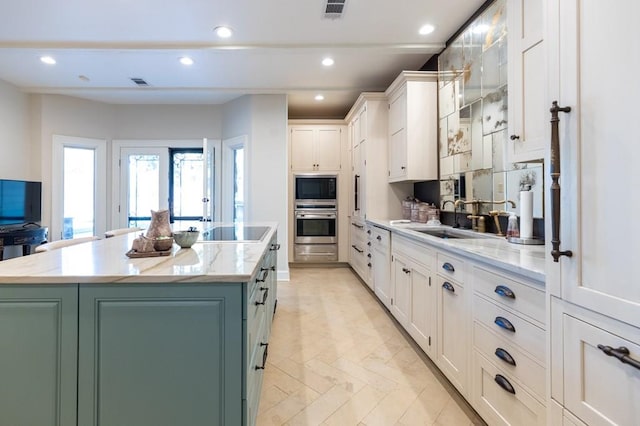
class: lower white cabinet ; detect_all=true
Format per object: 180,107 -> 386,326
349,218 -> 369,287
391,235 -> 435,357
551,298 -> 640,426
370,226 -> 391,309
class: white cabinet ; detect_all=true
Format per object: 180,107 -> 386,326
385,71 -> 438,182
391,235 -> 435,357
435,252 -> 469,396
546,2 -> 640,424
506,0 -> 546,162
289,125 -> 343,171
345,93 -> 410,221
349,218 -> 369,288
371,226 -> 391,309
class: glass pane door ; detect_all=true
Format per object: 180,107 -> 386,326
63,147 -> 95,238
170,148 -> 204,229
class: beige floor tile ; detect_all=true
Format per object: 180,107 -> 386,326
433,398 -> 477,426
275,357 -> 335,395
397,381 -> 452,425
287,385 -> 353,426
262,364 -> 306,395
304,358 -> 367,394
257,385 -> 320,426
258,384 -> 289,415
360,387 -> 420,425
323,385 -> 386,426
331,357 -> 400,393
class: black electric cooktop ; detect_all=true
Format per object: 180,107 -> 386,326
201,226 -> 269,242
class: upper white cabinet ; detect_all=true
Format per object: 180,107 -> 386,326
289,125 -> 344,171
345,93 -> 411,221
546,1 -> 640,424
385,71 -> 438,182
506,0 -> 546,162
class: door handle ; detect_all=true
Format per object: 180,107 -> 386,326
550,101 -> 573,262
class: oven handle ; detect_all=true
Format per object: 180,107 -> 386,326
295,213 -> 337,219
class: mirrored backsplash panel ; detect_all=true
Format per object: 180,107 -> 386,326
436,0 -> 544,219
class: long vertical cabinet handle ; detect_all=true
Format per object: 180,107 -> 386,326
354,174 -> 360,211
550,101 -> 573,262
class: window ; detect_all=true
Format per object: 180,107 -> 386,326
170,148 -> 204,225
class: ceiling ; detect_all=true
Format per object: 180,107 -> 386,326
0,0 -> 485,119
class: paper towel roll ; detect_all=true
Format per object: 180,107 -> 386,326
520,189 -> 534,239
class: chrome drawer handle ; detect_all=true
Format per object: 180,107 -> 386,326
494,374 -> 516,394
495,285 -> 516,299
442,262 -> 455,273
495,347 -> 517,366
255,287 -> 269,306
255,342 -> 269,370
494,316 -> 516,333
442,281 -> 455,293
597,345 -> 640,371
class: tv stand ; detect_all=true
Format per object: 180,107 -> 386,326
0,226 -> 48,260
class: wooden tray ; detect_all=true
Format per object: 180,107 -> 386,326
125,249 -> 172,258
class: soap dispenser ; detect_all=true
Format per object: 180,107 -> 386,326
506,213 -> 519,238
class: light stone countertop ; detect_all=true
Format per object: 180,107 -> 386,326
0,223 -> 277,284
367,219 -> 545,283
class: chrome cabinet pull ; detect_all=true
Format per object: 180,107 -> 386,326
550,101 -> 573,262
442,262 -> 455,272
442,281 -> 455,293
597,345 -> 640,371
255,342 -> 269,370
495,347 -> 517,366
494,316 -> 516,333
494,374 -> 516,394
494,285 -> 515,299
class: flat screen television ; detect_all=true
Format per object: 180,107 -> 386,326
0,179 -> 42,226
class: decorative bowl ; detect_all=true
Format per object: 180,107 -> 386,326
173,230 -> 200,248
153,236 -> 174,251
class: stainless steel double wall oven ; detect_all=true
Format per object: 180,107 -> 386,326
293,174 -> 338,262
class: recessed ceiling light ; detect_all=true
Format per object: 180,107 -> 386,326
40,56 -> 56,65
315,95 -> 325,101
419,24 -> 435,35
214,26 -> 233,38
322,57 -> 335,67
179,57 -> 194,66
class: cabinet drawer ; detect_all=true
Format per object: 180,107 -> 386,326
370,226 -> 390,250
247,287 -> 268,359
246,323 -> 268,425
473,322 -> 545,401
437,252 -> 465,284
392,234 -> 434,266
562,314 -> 640,426
473,295 -> 545,362
472,352 -> 546,426
472,266 -> 544,326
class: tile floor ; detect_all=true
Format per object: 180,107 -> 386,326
257,267 -> 486,426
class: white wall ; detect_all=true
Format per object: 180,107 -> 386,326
222,95 -> 290,280
113,105 -> 222,139
0,80 -> 34,180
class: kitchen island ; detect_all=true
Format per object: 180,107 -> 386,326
0,224 -> 279,426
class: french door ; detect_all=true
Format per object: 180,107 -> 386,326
113,140 -> 220,231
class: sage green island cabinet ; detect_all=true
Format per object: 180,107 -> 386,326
0,224 -> 279,426
0,285 -> 78,426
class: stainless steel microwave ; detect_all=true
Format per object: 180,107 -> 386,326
294,175 -> 337,201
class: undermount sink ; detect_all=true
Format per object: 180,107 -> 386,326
412,228 -> 485,239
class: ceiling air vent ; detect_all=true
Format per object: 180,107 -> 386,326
324,0 -> 346,19
130,77 -> 149,87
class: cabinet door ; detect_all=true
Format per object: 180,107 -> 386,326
290,127 -> 315,170
436,276 -> 468,394
0,285 -> 78,426
388,91 -> 407,180
563,314 -> 640,426
548,0 -> 640,326
315,127 -> 342,170
507,0 -> 545,162
373,245 -> 391,309
391,254 -> 411,328
78,284 -> 243,426
408,264 -> 435,357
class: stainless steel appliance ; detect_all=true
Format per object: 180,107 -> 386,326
294,174 -> 338,262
